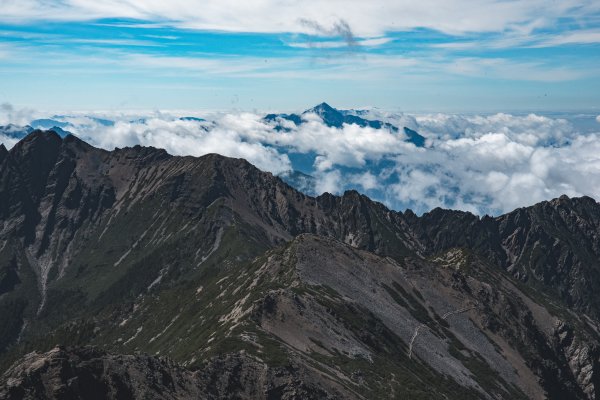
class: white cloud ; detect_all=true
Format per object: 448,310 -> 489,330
0,103 -> 37,126
0,135 -> 19,149
596,115 -> 600,123
1,0 -> 598,38
349,172 -> 380,191
412,112 -> 574,146
262,117 -> 420,171
314,170 -> 343,195
379,114 -> 600,214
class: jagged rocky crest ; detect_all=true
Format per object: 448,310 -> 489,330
1,130 -> 600,399
1,346 -> 349,399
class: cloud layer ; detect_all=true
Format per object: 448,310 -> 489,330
2,105 -> 600,216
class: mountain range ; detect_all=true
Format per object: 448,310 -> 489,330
1,130 -> 600,399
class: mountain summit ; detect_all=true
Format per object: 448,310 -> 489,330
1,131 -> 600,399
264,102 -> 426,147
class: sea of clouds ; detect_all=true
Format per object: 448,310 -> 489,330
2,103 -> 600,216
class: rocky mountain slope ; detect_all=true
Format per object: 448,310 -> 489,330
2,130 -> 600,399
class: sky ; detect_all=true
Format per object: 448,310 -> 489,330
0,0 -> 599,112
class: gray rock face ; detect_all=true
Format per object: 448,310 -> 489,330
553,321 -> 600,399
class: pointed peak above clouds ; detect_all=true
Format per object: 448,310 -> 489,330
307,101 -> 335,112
304,102 -> 338,117
263,102 -> 425,147
303,102 -> 347,128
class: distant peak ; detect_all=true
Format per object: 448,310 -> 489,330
315,102 -> 333,109
305,102 -> 338,114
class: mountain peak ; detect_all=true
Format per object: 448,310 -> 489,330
19,129 -> 62,146
61,133 -> 100,154
313,102 -> 335,111
112,143 -> 171,165
9,129 -> 64,165
546,193 -> 598,209
304,102 -> 339,115
303,102 -> 345,127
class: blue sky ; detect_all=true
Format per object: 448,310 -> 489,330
0,0 -> 599,112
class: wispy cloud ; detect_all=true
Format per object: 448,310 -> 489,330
0,35 -> 591,88
298,18 -> 359,46
444,57 -> 589,82
0,102 -> 37,125
534,30 -> 600,47
1,0 -> 599,38
287,37 -> 392,49
430,28 -> 600,51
